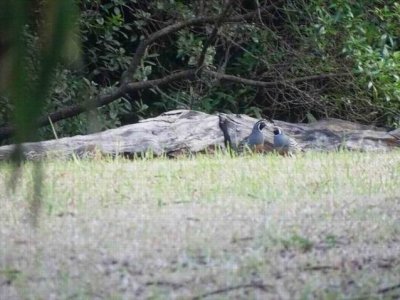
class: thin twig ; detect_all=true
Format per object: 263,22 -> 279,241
205,70 -> 350,87
377,283 -> 400,294
48,116 -> 58,140
303,265 -> 339,271
121,11 -> 263,85
192,283 -> 271,299
196,0 -> 233,70
145,280 -> 184,289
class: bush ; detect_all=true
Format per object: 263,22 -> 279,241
1,0 -> 398,144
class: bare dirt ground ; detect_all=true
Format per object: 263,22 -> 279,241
1,152 -> 399,299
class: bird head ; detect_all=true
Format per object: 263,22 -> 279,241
252,120 -> 267,132
273,127 -> 282,135
257,120 -> 267,131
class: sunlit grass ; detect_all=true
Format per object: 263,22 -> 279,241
1,150 -> 399,299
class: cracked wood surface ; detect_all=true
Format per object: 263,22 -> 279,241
0,110 -> 398,160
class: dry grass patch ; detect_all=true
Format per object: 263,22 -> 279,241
1,151 -> 400,299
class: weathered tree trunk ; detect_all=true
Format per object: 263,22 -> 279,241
0,110 -> 398,160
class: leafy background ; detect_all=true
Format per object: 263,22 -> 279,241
1,0 -> 399,144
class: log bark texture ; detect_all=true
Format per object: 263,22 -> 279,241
0,110 -> 398,160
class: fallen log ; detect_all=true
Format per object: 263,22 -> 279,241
0,110 -> 398,160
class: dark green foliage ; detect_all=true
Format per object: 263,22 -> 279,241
297,0 -> 400,126
1,0 -> 399,145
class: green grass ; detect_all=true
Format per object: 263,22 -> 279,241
1,151 -> 400,299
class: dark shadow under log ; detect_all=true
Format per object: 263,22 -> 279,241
0,110 -> 398,160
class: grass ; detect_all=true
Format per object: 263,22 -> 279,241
0,151 -> 400,299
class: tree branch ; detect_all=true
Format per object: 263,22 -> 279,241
125,69 -> 195,91
196,0 -> 233,70
0,70 -> 196,140
120,10 -> 266,85
0,70 -> 349,140
204,70 -> 350,87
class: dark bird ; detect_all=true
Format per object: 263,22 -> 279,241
239,120 -> 267,153
273,126 -> 302,156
